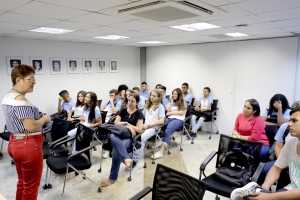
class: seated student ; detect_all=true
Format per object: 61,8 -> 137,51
100,94 -> 143,187
230,102 -> 300,200
133,87 -> 145,110
67,91 -> 102,153
182,82 -> 193,105
140,81 -> 150,100
261,94 -> 290,127
116,84 -> 128,102
189,87 -> 213,139
67,90 -> 86,120
159,86 -> 170,107
155,84 -> 162,89
121,89 -> 134,109
58,90 -> 76,114
101,89 -> 121,123
132,89 -> 165,166
232,99 -> 270,161
152,88 -> 186,159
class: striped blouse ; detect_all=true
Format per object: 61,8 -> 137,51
2,93 -> 41,134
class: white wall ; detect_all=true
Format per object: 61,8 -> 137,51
146,37 -> 298,135
0,37 -> 140,151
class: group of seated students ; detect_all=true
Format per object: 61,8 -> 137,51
55,83 -> 300,198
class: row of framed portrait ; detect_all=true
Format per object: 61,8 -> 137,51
6,57 -> 118,75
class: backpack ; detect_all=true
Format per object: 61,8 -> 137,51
215,148 -> 254,187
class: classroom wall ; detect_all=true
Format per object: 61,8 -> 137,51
146,37 -> 299,135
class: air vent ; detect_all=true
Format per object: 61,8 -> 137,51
103,0 -> 224,23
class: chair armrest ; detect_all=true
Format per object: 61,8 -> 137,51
52,136 -> 75,150
183,115 -> 192,123
133,130 -> 144,141
49,135 -> 70,149
252,162 -> 265,183
129,186 -> 153,200
200,151 -> 217,172
211,108 -> 219,115
43,128 -> 51,135
67,146 -> 93,161
154,122 -> 168,132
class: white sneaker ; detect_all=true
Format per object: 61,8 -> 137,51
230,182 -> 261,200
151,151 -> 163,159
152,141 -> 163,149
102,150 -> 110,159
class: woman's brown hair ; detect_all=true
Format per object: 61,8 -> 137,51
145,89 -> 164,111
172,88 -> 185,111
11,64 -> 35,86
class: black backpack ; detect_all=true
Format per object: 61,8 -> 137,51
215,148 -> 254,187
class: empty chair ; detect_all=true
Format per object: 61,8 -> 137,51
129,163 -> 206,200
203,99 -> 219,139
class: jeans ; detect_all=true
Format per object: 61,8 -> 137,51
259,145 -> 270,162
109,134 -> 132,180
258,160 -> 276,185
191,115 -> 205,133
8,134 -> 43,200
163,118 -> 183,147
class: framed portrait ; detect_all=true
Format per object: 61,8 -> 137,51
82,59 -> 93,74
30,57 -> 44,75
67,58 -> 79,74
109,59 -> 118,73
96,59 -> 107,73
50,58 -> 63,75
6,56 -> 23,76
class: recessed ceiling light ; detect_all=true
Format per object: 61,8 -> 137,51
225,32 -> 248,37
29,27 -> 75,34
93,35 -> 130,40
139,41 -> 166,44
170,22 -> 220,32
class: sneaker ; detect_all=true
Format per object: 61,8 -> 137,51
103,150 -> 110,159
152,140 -> 163,149
186,132 -> 196,140
151,151 -> 163,159
230,182 -> 261,200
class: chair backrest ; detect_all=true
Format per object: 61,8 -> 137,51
152,164 -> 206,200
185,105 -> 192,118
215,134 -> 263,171
191,97 -> 195,106
211,99 -> 218,114
265,125 -> 278,147
51,118 -> 71,142
50,109 -> 68,120
75,124 -> 94,160
97,100 -> 102,107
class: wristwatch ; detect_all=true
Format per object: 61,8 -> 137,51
124,122 -> 128,126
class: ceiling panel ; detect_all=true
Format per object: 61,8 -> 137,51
0,0 -> 32,11
0,21 -> 37,31
198,0 -> 229,6
116,31 -> 153,38
254,32 -> 295,38
0,28 -> 20,35
9,31 -> 56,38
69,13 -> 130,26
226,22 -> 277,31
282,26 -> 300,33
242,28 -> 287,36
234,0 -> 300,14
197,27 -> 236,35
46,21 -> 98,31
209,15 -> 265,27
109,20 -> 161,30
271,18 -> 300,28
12,1 -> 88,20
257,7 -> 300,21
84,26 -> 129,35
140,27 -> 183,34
0,13 -> 60,26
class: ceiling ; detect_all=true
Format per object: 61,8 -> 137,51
0,0 -> 299,47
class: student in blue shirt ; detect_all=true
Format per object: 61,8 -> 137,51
116,84 -> 128,102
182,82 -> 193,105
133,87 -> 145,110
140,82 -> 150,100
189,87 -> 213,139
101,89 -> 121,123
159,86 -> 170,107
58,90 -> 76,114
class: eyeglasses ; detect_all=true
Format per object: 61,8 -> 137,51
24,77 -> 36,82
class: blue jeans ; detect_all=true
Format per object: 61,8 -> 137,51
258,160 -> 276,185
259,145 -> 270,162
163,118 -> 183,147
109,134 -> 132,181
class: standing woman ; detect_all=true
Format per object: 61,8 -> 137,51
152,88 -> 186,159
1,65 -> 51,200
67,90 -> 86,120
101,94 -> 143,187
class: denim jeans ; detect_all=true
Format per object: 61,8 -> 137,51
258,160 -> 276,185
191,115 -> 205,133
109,134 -> 132,180
259,145 -> 270,162
8,134 -> 43,200
163,118 -> 183,147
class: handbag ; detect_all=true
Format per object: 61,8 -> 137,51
100,123 -> 132,139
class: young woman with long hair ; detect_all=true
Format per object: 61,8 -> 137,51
67,90 -> 86,120
152,88 -> 186,159
121,89 -> 134,109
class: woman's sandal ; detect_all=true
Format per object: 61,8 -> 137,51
100,179 -> 115,187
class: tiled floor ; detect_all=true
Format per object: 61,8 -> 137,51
0,131 -> 230,200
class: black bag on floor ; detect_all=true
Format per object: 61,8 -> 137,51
215,148 -> 254,187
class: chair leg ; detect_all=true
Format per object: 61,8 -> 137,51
43,166 -> 49,189
214,122 -> 219,134
209,121 -> 213,139
62,163 -> 70,198
0,139 -> 3,160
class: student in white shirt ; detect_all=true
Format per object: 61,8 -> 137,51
67,90 -> 86,120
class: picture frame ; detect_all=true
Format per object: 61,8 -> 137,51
82,58 -> 93,74
96,59 -> 107,73
7,56 -> 23,76
109,59 -> 118,73
50,58 -> 63,75
30,57 -> 44,75
67,58 -> 79,74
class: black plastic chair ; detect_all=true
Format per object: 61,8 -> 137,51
97,99 -> 102,107
50,109 -> 68,121
203,99 -> 219,139
44,124 -> 100,197
0,125 -> 11,160
199,134 -> 263,200
130,163 -> 207,200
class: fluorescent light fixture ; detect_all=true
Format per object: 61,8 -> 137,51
170,22 -> 219,32
225,32 -> 248,37
94,35 -> 130,40
139,41 -> 166,44
29,27 -> 75,34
